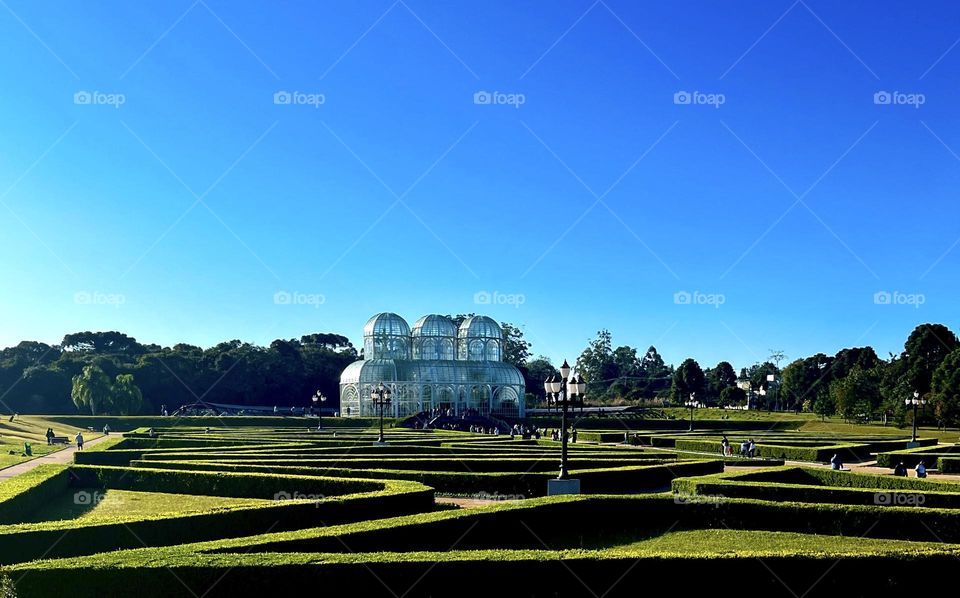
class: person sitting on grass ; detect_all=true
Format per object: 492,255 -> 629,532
916,460 -> 928,478
894,461 -> 907,477
830,453 -> 843,470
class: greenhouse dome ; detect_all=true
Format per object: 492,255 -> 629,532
340,313 -> 524,419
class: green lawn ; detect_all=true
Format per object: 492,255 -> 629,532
22,487 -> 272,524
611,528 -> 960,556
0,416 -> 104,469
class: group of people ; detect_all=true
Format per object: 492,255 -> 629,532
720,436 -> 758,457
42,427 -> 90,449
893,460 -> 927,478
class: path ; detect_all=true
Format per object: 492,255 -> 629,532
0,435 -> 112,481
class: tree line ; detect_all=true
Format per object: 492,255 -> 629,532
0,322 -> 537,416
570,323 -> 960,427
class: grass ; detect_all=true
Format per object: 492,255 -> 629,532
21,487 -> 272,524
610,528 -> 960,556
0,416 -> 104,470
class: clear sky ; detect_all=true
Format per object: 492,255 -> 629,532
1,0 -> 959,372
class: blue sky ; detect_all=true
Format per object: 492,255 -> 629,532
1,0 -> 959,372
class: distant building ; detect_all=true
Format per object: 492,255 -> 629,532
339,313 -> 525,418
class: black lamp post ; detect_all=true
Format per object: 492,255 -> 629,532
371,382 -> 392,445
685,392 -> 697,432
544,360 -> 585,480
313,390 -> 326,430
906,391 -> 926,443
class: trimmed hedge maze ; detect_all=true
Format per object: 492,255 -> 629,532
3,424 -> 960,596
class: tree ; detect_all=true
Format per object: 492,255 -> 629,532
719,385 -> 747,408
829,365 -> 879,422
780,354 -> 832,412
500,323 -> 531,368
672,358 -> 705,402
903,324 -> 959,395
523,356 -> 557,401
706,361 -> 737,402
577,330 -> 616,393
71,364 -> 114,415
112,374 -> 143,415
931,348 -> 960,428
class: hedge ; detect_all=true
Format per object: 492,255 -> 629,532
0,471 -> 433,565
0,465 -> 73,525
131,459 -> 723,497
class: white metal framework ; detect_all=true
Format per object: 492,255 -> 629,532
340,313 -> 525,419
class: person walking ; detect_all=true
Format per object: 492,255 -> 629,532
45,428 -> 54,445
75,432 -> 84,450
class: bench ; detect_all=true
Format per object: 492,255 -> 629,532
51,436 -> 70,445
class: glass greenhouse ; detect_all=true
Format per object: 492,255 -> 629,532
340,313 -> 525,419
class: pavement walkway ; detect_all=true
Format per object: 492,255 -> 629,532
0,435 -> 112,481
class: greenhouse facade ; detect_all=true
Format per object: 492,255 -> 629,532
339,313 -> 525,419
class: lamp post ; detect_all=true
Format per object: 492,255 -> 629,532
371,382 -> 392,445
312,390 -> 326,431
544,360 -> 585,482
685,392 -> 697,432
906,391 -> 926,444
